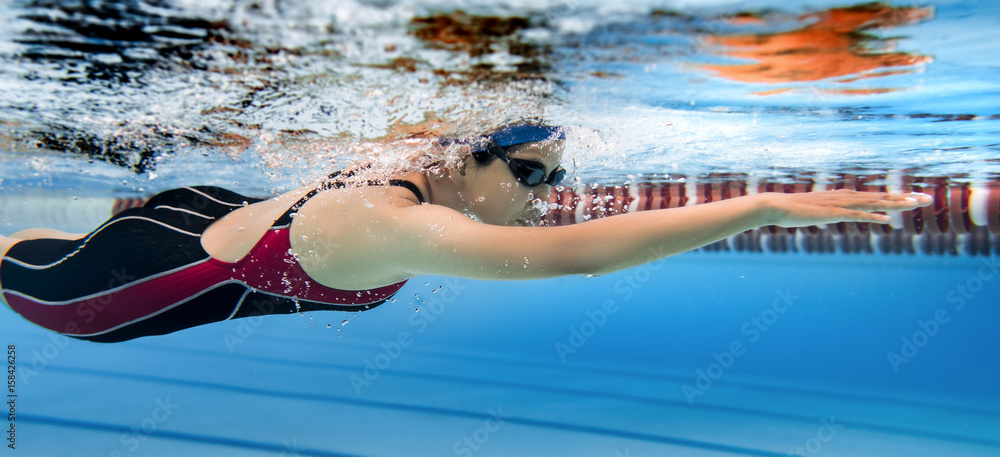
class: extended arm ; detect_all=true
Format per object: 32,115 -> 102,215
380,190 -> 932,281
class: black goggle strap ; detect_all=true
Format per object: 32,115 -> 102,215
487,142 -> 537,185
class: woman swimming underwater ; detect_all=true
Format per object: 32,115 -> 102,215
0,124 -> 933,342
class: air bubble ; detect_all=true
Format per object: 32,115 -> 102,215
530,198 -> 550,214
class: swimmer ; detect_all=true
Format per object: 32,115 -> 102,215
0,123 -> 933,342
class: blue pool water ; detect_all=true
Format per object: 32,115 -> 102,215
5,255 -> 999,456
2,0 -> 999,455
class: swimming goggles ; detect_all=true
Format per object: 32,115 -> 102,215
466,124 -> 567,187
480,140 -> 566,187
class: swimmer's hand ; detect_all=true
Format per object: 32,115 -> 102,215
756,190 -> 934,228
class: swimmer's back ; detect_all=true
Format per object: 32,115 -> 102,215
200,183 -> 311,263
202,174 -> 427,290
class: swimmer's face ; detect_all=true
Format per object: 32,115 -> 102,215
463,140 -> 565,226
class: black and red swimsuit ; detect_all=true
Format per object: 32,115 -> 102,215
1,175 -> 424,342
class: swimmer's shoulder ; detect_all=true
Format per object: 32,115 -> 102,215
290,177 -> 429,290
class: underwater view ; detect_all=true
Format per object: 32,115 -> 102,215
1,0 -> 998,455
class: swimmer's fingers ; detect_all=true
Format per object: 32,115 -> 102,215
826,207 -> 894,224
838,191 -> 932,225
761,190 -> 934,227
830,189 -> 933,212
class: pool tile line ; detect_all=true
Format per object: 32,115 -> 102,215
127,332 -> 1000,420
18,413 -> 368,457
323,336 -> 1000,418
40,364 -> 1000,451
24,367 -> 798,457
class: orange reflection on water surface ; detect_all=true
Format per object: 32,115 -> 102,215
697,2 -> 934,95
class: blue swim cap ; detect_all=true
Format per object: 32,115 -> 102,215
438,124 -> 565,153
488,124 -> 565,150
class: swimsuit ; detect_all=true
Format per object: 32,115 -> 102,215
0,174 -> 425,342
